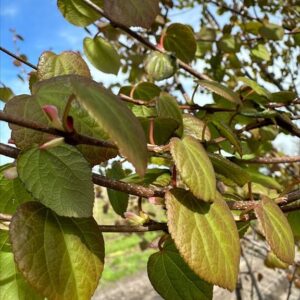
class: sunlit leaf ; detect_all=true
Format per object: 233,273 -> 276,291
170,136 -> 216,202
254,197 -> 295,264
238,77 -> 271,99
199,80 -> 241,104
37,51 -> 91,80
17,144 -> 94,217
183,114 -> 211,141
57,0 -> 103,27
0,230 -> 43,300
103,0 -> 159,29
264,251 -> 289,269
251,44 -> 270,61
148,237 -> 213,300
132,82 -> 160,101
83,36 -> 121,75
9,202 -> 104,300
0,87 -> 14,103
166,189 -> 240,291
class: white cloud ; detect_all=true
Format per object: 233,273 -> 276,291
0,5 -> 19,17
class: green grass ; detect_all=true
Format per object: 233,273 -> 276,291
93,193 -> 165,285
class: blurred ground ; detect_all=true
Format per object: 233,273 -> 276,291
93,235 -> 300,300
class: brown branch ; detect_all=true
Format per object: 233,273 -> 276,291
0,110 -> 118,149
0,46 -> 37,70
1,143 -> 299,211
0,212 -> 167,232
233,155 -> 300,164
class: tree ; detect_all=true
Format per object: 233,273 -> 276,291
0,0 -> 300,299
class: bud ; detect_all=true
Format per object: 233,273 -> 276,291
40,137 -> 65,150
3,166 -> 18,180
42,105 -> 63,130
148,197 -> 165,205
124,211 -> 150,225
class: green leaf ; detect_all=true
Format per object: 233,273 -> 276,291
163,23 -> 196,63
132,82 -> 160,101
4,95 -> 51,149
166,189 -> 240,291
208,153 -> 250,186
237,77 -> 271,99
254,197 -> 295,264
17,144 -> 94,217
271,91 -> 297,104
251,44 -> 270,61
157,92 -> 183,136
9,202 -> 104,300
132,105 -> 157,118
199,80 -> 241,104
259,23 -> 284,40
106,162 -> 128,216
103,0 -> 159,29
246,169 -> 282,191
139,117 -> 178,145
242,21 -> 262,35
83,36 -> 121,75
212,121 -> 243,156
37,51 -> 91,80
218,35 -> 240,53
144,51 -> 177,81
0,87 -> 14,103
57,0 -> 103,27
170,136 -> 216,202
0,165 -> 32,214
147,237 -> 213,300
264,251 -> 289,269
123,168 -> 171,187
183,114 -> 211,141
287,211 -> 300,239
0,230 -> 43,300
33,75 -> 148,176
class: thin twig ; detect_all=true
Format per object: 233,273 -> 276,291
0,46 -> 37,70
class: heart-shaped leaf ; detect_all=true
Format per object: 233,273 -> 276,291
163,23 -> 197,63
103,0 -> 159,29
37,51 -> 91,80
17,144 -> 94,217
148,237 -> 213,300
166,189 -> 240,291
0,230 -> 43,300
57,0 -> 103,27
83,36 -> 121,75
9,202 -> 105,300
254,197 -> 295,264
170,136 -> 216,202
199,80 -> 241,105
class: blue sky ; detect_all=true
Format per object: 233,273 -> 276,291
0,1 -> 299,164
